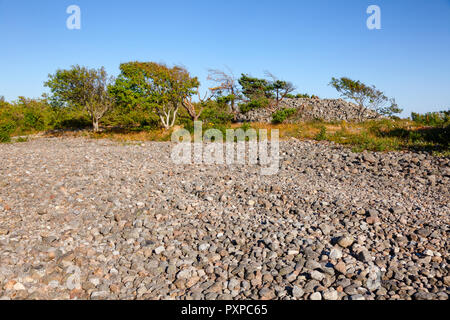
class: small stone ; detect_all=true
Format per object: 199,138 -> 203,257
154,246 -> 165,255
259,288 -> 275,300
136,202 -> 145,208
366,216 -> 380,225
323,290 -> 338,300
363,153 -> 376,163
228,279 -> 240,290
337,235 -> 354,248
357,250 -> 372,263
13,283 -> 26,291
334,262 -> 346,274
376,287 -> 387,296
319,224 -> 332,235
177,269 -> 191,280
89,278 -> 100,286
414,292 -> 435,300
186,276 -> 200,288
329,248 -> 342,260
292,286 -> 304,299
285,272 -> 298,283
305,260 -> 321,270
109,284 -> 120,293
198,243 -> 210,251
279,266 -> 294,276
310,270 -> 325,281
91,291 -> 109,299
3,280 -> 16,290
390,207 -> 405,215
310,292 -> 322,300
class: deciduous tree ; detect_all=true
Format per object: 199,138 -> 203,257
45,65 -> 114,132
110,62 -> 199,129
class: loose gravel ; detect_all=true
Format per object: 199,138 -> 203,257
0,137 -> 448,300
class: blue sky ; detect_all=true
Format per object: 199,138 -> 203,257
1,0 -> 449,116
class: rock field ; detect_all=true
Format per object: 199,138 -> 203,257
236,97 -> 379,123
0,137 -> 448,300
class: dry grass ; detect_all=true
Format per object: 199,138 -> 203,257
41,119 -> 448,156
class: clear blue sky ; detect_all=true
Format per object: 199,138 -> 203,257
1,0 -> 449,116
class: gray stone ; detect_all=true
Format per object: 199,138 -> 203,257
310,292 -> 322,300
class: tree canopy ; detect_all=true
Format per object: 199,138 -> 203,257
329,77 -> 402,120
110,62 -> 199,129
44,65 -> 114,131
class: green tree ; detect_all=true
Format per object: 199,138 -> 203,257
329,77 -> 402,121
45,65 -> 114,132
265,72 -> 296,107
110,62 -> 199,130
238,74 -> 274,100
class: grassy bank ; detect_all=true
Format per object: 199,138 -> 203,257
247,119 -> 449,156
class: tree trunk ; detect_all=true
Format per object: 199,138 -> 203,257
358,105 -> 365,122
93,118 -> 100,132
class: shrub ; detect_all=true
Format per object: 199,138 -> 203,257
0,121 -> 15,143
315,126 -> 327,141
411,110 -> 449,126
103,106 -> 160,129
52,108 -> 92,130
200,101 -> 233,125
272,108 -> 297,124
239,97 -> 270,114
240,122 -> 252,131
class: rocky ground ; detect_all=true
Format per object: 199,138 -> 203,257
0,137 -> 448,300
236,97 -> 379,123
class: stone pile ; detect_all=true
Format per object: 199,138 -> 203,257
236,97 -> 380,123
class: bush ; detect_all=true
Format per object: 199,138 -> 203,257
103,106 -> 160,129
315,126 -> 327,141
200,101 -> 234,125
272,108 -> 297,124
239,97 -> 270,114
0,97 -> 91,139
0,121 -> 15,143
0,97 -> 59,135
51,108 -> 91,130
411,110 -> 449,126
